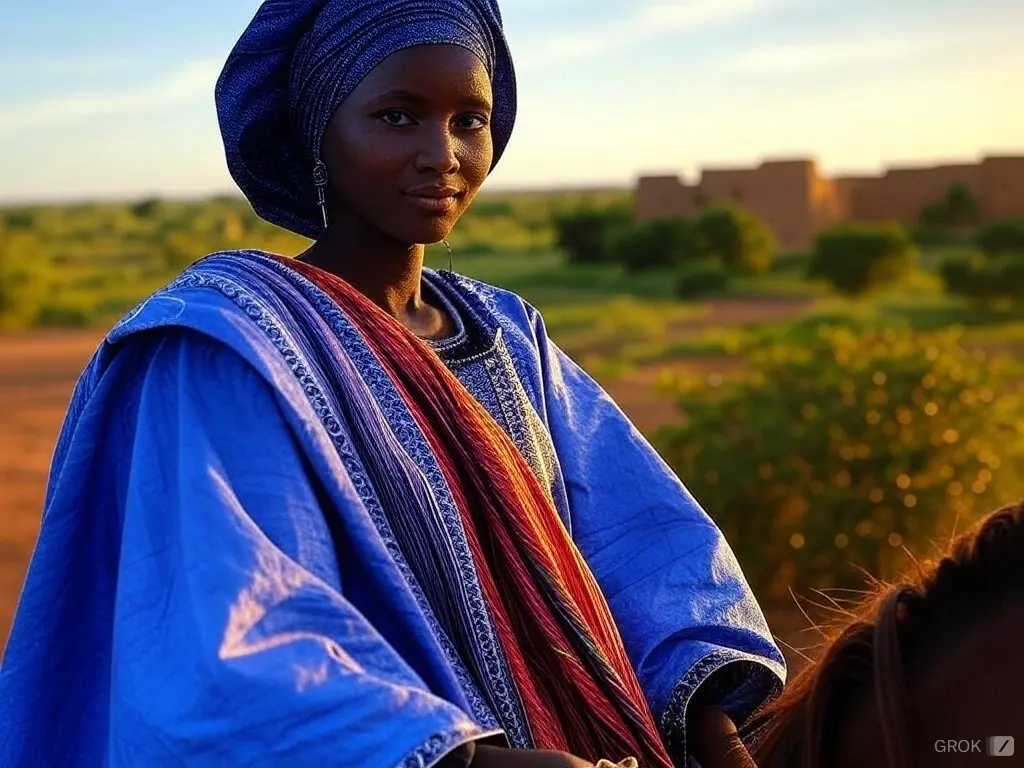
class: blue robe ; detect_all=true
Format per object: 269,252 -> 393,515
0,251 -> 784,767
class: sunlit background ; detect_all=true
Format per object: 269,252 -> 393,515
2,0 -> 1023,200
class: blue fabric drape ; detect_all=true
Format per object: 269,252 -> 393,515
0,251 -> 784,766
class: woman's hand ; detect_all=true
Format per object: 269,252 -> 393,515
471,745 -> 596,768
688,707 -> 759,768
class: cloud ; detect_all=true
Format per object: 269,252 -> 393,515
716,15 -> 1023,77
0,59 -> 220,134
518,0 -> 778,71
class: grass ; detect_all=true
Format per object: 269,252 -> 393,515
421,246 -> 1024,374
424,249 -> 707,366
7,194 -> 1024,374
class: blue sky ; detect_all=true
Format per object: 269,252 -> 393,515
1,0 -> 1022,202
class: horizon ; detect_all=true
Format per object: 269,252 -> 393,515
5,149 -> 1022,209
2,0 -> 1023,205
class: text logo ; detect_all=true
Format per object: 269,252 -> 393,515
935,740 -> 982,753
988,737 -> 1015,757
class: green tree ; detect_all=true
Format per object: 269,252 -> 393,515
131,198 -> 162,219
553,205 -> 632,265
940,251 -> 1024,302
655,325 -> 1024,603
613,218 -> 701,273
917,183 -> 979,229
674,260 -> 731,299
976,218 -> 1024,256
692,204 -> 775,274
807,223 -> 918,296
945,183 -> 979,226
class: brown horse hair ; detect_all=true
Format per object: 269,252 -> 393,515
744,500 -> 1024,768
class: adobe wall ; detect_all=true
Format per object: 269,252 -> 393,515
636,154 -> 1024,253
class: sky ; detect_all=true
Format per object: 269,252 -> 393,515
1,0 -> 1022,203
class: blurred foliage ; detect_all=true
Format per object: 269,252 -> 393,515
940,251 -> 1024,302
614,218 -> 702,273
552,202 -> 633,265
655,324 -> 1024,604
674,260 -> 731,299
693,203 -> 776,275
937,218 -> 1024,302
975,217 -> 1024,256
0,189 -> 631,330
808,223 -> 918,296
918,183 -> 979,229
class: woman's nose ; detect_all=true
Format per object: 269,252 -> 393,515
415,122 -> 460,175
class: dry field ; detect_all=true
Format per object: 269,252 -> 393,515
0,331 -> 105,644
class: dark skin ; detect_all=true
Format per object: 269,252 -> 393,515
296,42 -> 750,768
297,43 -> 492,339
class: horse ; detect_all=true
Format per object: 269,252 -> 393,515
739,501 -> 1024,767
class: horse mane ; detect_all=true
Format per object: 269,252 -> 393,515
745,500 -> 1024,768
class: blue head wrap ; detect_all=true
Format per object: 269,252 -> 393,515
216,0 -> 517,239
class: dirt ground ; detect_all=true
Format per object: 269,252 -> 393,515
0,331 -> 104,644
0,300 -> 813,672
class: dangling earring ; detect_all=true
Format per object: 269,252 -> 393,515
313,158 -> 329,229
442,241 -> 454,274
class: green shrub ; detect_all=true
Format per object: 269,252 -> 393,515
976,218 -> 1024,256
552,205 -> 632,265
941,251 -> 1024,301
468,199 -> 514,217
675,260 -> 731,299
808,223 -> 918,296
770,251 -> 813,275
939,253 -> 978,296
655,324 -> 1024,604
911,226 -> 969,248
917,183 -> 979,229
35,301 -> 93,328
131,198 -> 162,219
614,218 -> 701,273
3,211 -> 35,230
692,204 -> 775,274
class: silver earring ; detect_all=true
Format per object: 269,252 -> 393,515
313,158 -> 329,229
443,239 -> 453,272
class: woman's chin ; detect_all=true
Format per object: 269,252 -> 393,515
393,222 -> 456,249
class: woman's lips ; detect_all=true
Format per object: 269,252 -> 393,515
404,190 -> 460,214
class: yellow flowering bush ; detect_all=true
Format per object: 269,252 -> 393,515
655,324 -> 1024,603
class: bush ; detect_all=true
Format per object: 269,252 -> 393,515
35,301 -> 93,328
675,260 -> 731,299
655,324 -> 1024,604
131,198 -> 162,219
770,251 -> 813,275
808,223 -> 918,296
911,226 -> 969,248
553,205 -> 632,265
941,251 -> 1024,301
614,218 -> 701,273
693,204 -> 775,274
939,253 -> 977,296
4,211 -> 35,230
917,183 -> 979,229
976,218 -> 1024,256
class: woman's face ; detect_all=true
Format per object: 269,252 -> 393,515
321,44 -> 494,246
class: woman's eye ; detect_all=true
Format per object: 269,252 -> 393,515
456,114 -> 488,130
378,110 -> 414,126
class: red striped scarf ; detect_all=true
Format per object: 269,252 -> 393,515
289,258 -> 673,767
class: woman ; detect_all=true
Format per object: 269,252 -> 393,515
0,2 -> 785,766
747,501 -> 1024,767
